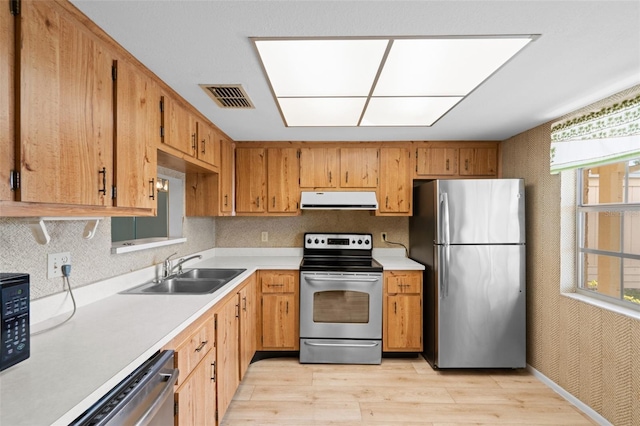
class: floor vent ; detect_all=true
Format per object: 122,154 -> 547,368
200,84 -> 254,109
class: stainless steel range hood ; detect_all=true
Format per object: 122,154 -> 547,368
300,191 -> 378,210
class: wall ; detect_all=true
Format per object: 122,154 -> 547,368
501,98 -> 639,424
215,211 -> 408,249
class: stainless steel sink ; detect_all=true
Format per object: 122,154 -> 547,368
177,268 -> 245,280
121,268 -> 246,295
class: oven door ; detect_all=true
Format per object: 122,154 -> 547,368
300,271 -> 382,340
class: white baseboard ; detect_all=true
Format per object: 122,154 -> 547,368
527,364 -> 611,426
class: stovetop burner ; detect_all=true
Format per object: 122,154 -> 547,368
300,233 -> 382,273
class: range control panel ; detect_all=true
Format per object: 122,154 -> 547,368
1,273 -> 30,371
304,233 -> 373,250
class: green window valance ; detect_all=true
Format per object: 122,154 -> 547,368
550,88 -> 640,174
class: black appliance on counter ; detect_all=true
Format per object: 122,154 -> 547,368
1,273 -> 30,371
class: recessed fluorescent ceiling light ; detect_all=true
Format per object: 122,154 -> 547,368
253,36 -> 534,127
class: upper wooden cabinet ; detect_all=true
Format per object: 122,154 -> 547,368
267,147 -> 299,213
415,147 -> 458,176
235,147 -> 267,213
219,137 -> 234,215
340,147 -> 379,188
459,147 -> 498,176
195,121 -> 219,167
113,59 -> 158,209
161,94 -> 197,157
15,0 -> 114,206
378,147 -> 411,215
0,0 -> 14,202
414,143 -> 499,178
299,147 -> 338,189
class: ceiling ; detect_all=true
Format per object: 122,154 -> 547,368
70,1 -> 640,142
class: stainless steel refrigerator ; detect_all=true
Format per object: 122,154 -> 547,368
409,179 -> 526,369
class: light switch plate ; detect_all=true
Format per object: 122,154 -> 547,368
48,252 -> 71,279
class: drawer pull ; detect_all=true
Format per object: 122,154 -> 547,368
195,340 -> 208,352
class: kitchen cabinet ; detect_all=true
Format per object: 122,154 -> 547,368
340,147 -> 379,188
113,58 -> 159,209
299,147 -> 338,188
215,293 -> 240,421
163,311 -> 216,425
238,274 -> 258,380
175,348 -> 216,426
235,147 -> 266,213
377,147 -> 411,215
415,147 -> 458,176
267,147 -> 299,213
185,172 -> 218,216
219,137 -> 234,215
15,0 -> 114,206
259,270 -> 299,350
0,0 -> 14,202
196,121 -> 219,167
459,146 -> 498,176
383,271 -> 422,352
161,94 -> 198,157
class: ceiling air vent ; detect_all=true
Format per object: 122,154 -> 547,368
200,84 -> 254,109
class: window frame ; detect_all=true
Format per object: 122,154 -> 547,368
575,158 -> 640,311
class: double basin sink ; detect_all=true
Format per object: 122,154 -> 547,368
122,268 -> 246,295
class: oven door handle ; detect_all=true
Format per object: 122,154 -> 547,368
303,277 -> 379,283
304,341 -> 380,348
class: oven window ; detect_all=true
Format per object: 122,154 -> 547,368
313,291 -> 369,323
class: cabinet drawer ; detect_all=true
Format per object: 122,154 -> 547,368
385,271 -> 422,294
260,272 -> 296,293
173,317 -> 215,386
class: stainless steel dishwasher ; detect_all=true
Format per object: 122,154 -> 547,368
71,350 -> 178,426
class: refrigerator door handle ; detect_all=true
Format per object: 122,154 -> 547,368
440,192 -> 450,245
444,244 -> 450,298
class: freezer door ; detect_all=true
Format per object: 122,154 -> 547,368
435,244 -> 526,368
437,179 -> 525,244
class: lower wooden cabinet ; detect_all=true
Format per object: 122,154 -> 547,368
175,348 -> 216,426
383,270 -> 423,352
258,270 -> 299,350
215,293 -> 240,422
238,274 -> 258,380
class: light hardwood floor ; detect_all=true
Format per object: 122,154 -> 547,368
221,356 -> 595,425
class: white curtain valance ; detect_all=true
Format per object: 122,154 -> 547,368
550,91 -> 640,174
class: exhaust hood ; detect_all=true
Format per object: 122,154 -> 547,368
300,191 -> 378,210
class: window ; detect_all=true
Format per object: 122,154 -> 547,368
577,157 -> 640,310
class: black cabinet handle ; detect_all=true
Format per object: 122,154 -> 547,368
98,167 -> 106,195
149,178 -> 155,200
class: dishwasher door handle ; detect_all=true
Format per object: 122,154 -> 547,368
135,367 -> 179,426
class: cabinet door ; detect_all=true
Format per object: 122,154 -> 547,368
299,147 -> 338,188
17,0 -> 113,205
340,148 -> 378,188
186,173 -> 218,217
378,147 -> 411,214
216,296 -> 239,421
113,59 -> 158,209
415,147 -> 458,176
267,147 -> 299,213
219,137 -> 234,214
261,293 -> 298,350
235,147 -> 266,213
196,121 -> 217,166
238,275 -> 258,380
175,348 -> 216,426
384,294 -> 422,352
459,147 -> 498,176
163,95 -> 197,156
0,0 -> 14,201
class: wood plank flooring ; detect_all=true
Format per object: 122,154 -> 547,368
221,356 -> 595,425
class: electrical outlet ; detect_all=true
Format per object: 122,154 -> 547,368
48,252 -> 71,279
381,232 -> 387,242
261,231 -> 268,242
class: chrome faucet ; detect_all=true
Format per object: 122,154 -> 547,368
162,252 -> 178,278
169,255 -> 203,275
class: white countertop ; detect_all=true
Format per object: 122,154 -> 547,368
0,249 -> 422,426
